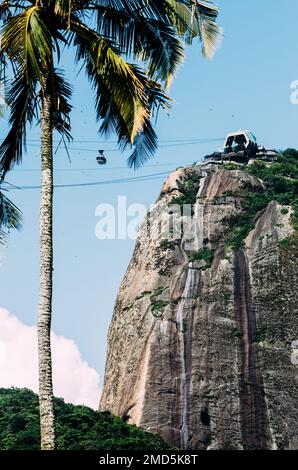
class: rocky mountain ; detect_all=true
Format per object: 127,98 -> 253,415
100,155 -> 298,450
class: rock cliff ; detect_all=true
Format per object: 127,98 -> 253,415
100,162 -> 298,450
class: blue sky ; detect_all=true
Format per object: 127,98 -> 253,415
1,0 -> 298,390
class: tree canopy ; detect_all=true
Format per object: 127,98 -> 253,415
0,388 -> 171,450
0,0 -> 222,171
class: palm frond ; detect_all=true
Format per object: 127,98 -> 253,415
0,188 -> 22,245
81,0 -> 221,83
186,1 -> 223,58
0,6 -> 12,26
0,228 -> 6,245
126,120 -> 158,169
127,80 -> 171,168
0,89 -> 6,118
54,0 -> 78,29
100,0 -> 221,43
197,14 -> 223,59
134,0 -> 223,59
95,6 -> 184,85
50,68 -> 73,140
72,17 -> 171,165
0,6 -> 55,174
0,0 -> 222,175
72,17 -> 150,143
0,68 -> 37,175
1,6 -> 52,80
54,0 -> 72,16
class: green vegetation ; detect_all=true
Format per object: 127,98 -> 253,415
135,291 -> 152,301
160,239 -> 178,251
150,287 -> 169,317
223,245 -> 233,262
151,300 -> 169,317
280,208 -> 289,215
254,329 -> 277,345
0,190 -> 22,245
227,191 -> 268,250
0,388 -> 169,450
279,236 -> 296,250
151,286 -> 167,297
220,290 -> 231,302
247,149 -> 298,220
189,247 -> 214,268
255,331 -> 267,343
224,149 -> 298,249
231,328 -> 242,339
172,170 -> 202,210
170,297 -> 182,306
223,163 -> 239,171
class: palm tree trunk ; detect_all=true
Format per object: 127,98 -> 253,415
38,74 -> 56,450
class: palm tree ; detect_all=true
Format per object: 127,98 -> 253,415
0,0 -> 222,450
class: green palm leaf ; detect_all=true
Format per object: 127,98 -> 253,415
72,18 -> 150,142
0,91 -> 6,118
1,6 -> 52,81
96,0 -> 222,59
0,188 -> 22,245
72,17 -> 171,165
0,69 -> 37,174
49,68 -> 73,140
96,9 -> 184,86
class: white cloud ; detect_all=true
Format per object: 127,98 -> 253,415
0,308 -> 101,410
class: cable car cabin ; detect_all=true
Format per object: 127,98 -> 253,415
96,150 -> 106,165
224,130 -> 258,156
96,156 -> 106,165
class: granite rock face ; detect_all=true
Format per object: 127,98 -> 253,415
100,165 -> 298,450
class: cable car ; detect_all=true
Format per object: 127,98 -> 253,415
96,150 -> 106,165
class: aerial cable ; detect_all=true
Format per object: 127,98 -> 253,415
4,171 -> 172,190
